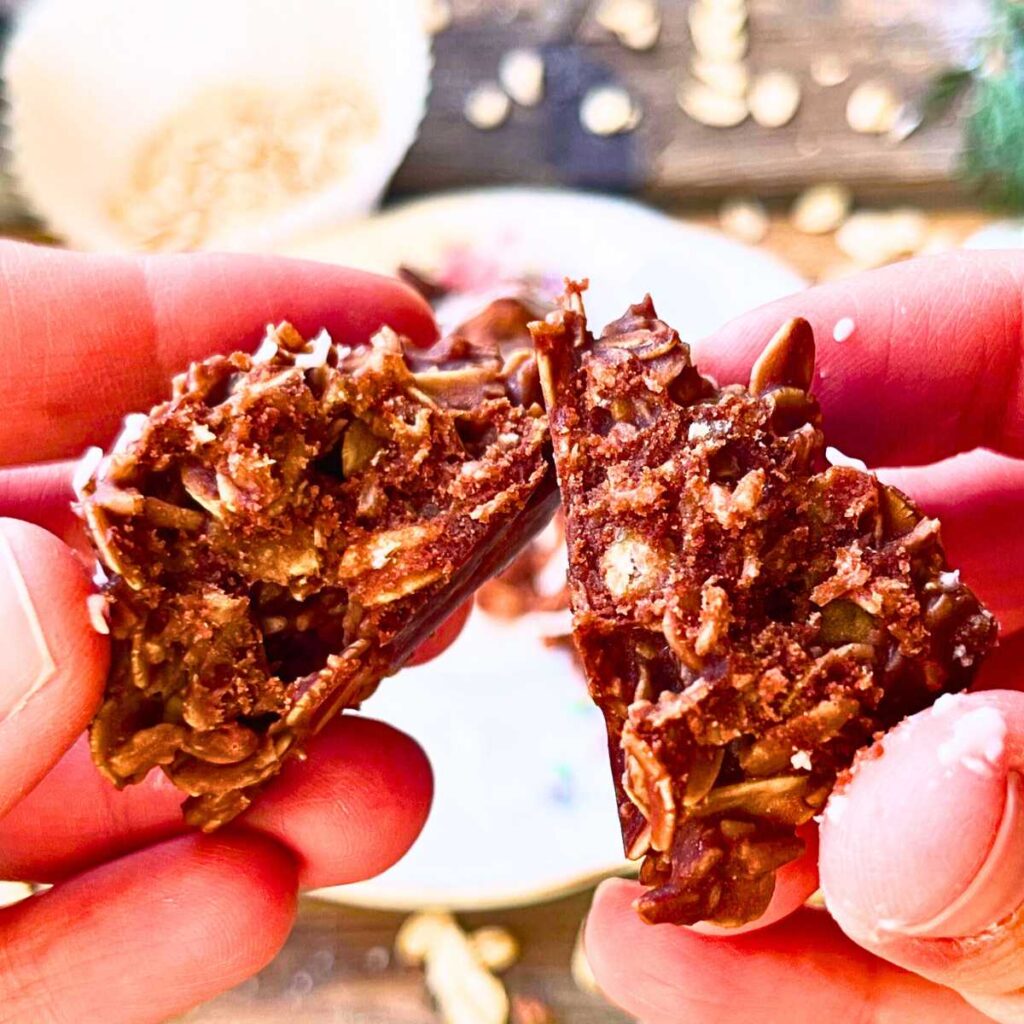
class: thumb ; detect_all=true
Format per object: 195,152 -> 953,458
820,689 -> 1024,1023
0,518 -> 108,817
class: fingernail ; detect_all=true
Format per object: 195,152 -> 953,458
886,770 -> 1024,939
820,695 -> 1024,944
0,522 -> 56,726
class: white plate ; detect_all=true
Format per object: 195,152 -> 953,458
963,219 -> 1023,250
289,188 -> 806,911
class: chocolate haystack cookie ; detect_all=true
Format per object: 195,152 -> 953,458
79,316 -> 556,830
532,283 -> 997,927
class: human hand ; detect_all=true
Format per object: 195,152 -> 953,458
0,241 -> 467,1023
585,250 -> 1024,1024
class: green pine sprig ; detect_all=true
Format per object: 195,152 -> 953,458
922,0 -> 1024,210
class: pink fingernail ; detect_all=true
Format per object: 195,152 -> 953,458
0,525 -> 56,725
884,769 -> 1024,939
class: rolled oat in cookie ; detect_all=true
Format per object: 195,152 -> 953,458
79,314 -> 556,831
532,282 -> 996,927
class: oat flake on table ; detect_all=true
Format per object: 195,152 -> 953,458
748,70 -> 801,128
790,183 -> 853,235
678,81 -> 748,127
499,49 -> 545,107
465,83 -> 513,130
580,85 -> 642,135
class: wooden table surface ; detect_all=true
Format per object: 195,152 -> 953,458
188,889 -> 628,1023
395,0 -> 990,203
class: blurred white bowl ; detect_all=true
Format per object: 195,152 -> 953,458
4,0 -> 431,251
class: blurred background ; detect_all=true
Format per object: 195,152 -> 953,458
0,0 -> 1020,1021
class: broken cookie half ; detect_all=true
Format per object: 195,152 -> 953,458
532,283 -> 996,927
78,313 -> 556,830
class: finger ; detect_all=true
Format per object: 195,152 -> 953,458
878,449 -> 1024,635
0,462 -> 84,549
0,714 -> 432,891
693,250 -> 1024,465
0,832 -> 297,1024
0,518 -> 107,817
586,880 -> 987,1024
820,690 -> 1024,1023
0,241 -> 437,466
405,599 -> 473,667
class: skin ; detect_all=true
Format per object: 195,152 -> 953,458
3,243 -> 1023,1022
585,251 -> 1024,1024
0,242 -> 451,1023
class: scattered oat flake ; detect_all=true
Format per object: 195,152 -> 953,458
832,317 -> 855,343
596,0 -> 660,44
621,18 -> 661,50
835,209 -> 926,267
420,0 -> 452,35
688,1 -> 748,61
499,49 -> 544,107
426,925 -> 509,1024
718,197 -> 768,244
790,183 -> 852,235
464,83 -> 512,130
571,927 -> 599,993
810,52 -> 850,87
73,446 -> 104,500
469,926 -> 520,973
580,85 -> 642,136
394,910 -> 455,966
689,1 -> 747,44
691,57 -> 749,98
0,882 -> 32,909
677,81 -> 748,127
825,447 -> 868,471
846,80 -> 901,134
397,911 -> 514,1024
87,593 -> 110,635
748,70 -> 801,128
596,0 -> 653,32
293,329 -> 333,369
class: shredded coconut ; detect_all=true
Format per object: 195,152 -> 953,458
825,446 -> 868,471
293,329 -> 333,369
790,750 -> 813,771
72,446 -> 104,500
832,317 -> 855,343
87,593 -> 110,635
